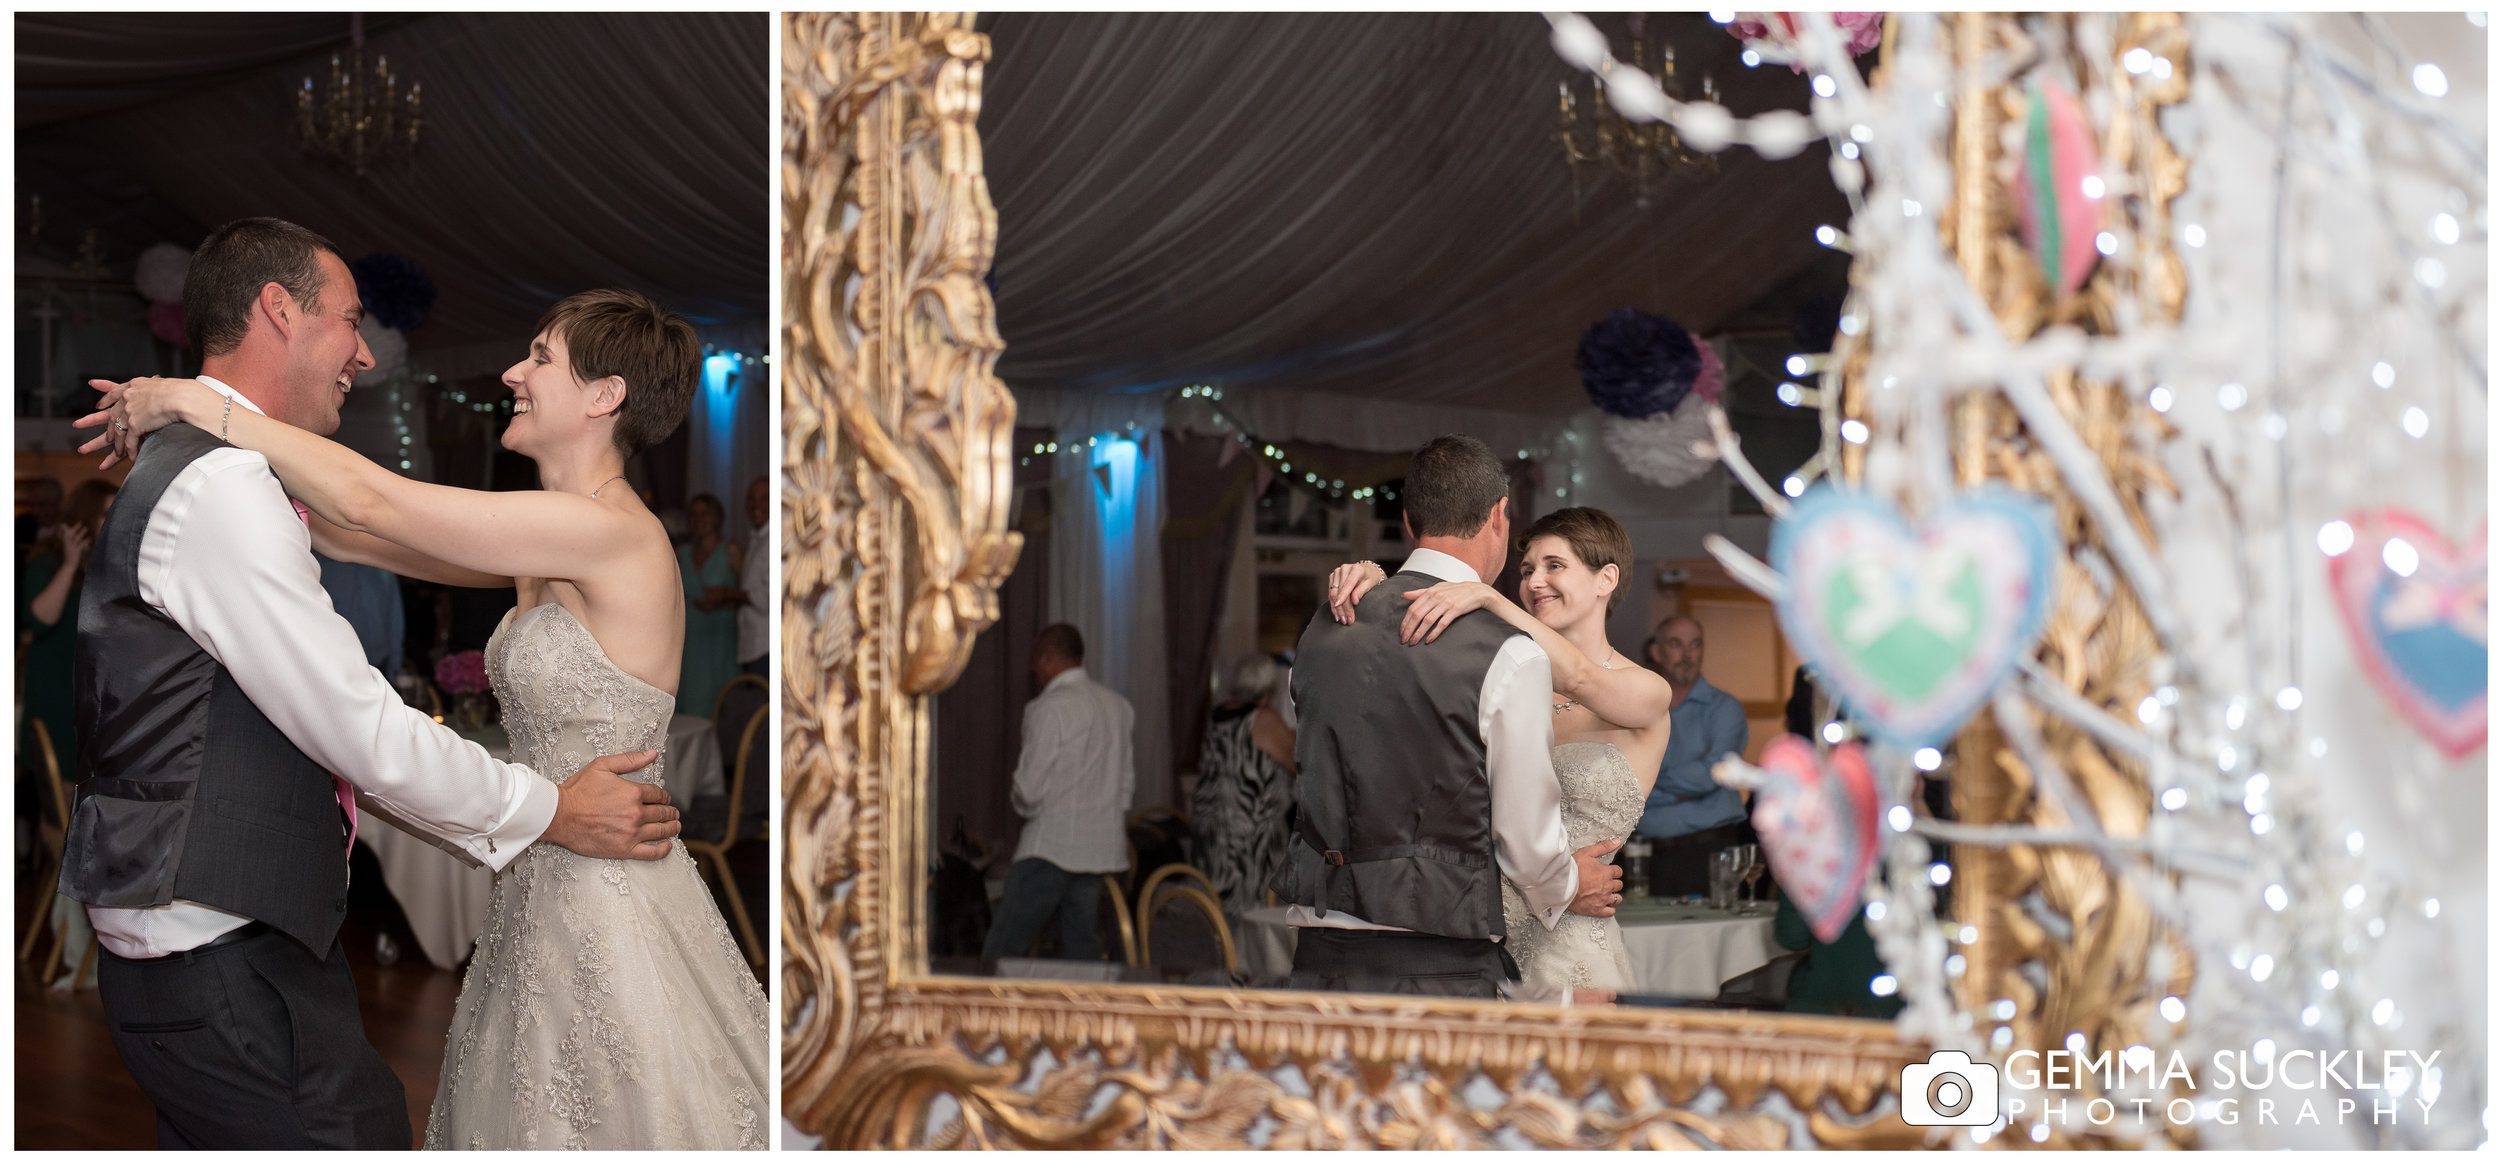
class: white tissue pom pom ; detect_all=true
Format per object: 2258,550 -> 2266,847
135,243 -> 191,304
359,316 -> 408,381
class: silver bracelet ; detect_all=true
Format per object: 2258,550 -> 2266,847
219,394 -> 235,443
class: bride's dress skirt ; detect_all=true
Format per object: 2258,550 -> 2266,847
425,603 -> 768,1149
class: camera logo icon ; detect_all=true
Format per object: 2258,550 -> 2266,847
1901,1050 -> 1998,1126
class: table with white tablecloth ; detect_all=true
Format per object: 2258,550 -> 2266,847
360,714 -> 725,969
1236,905 -> 1300,982
1614,900 -> 1781,998
1236,901 -> 1777,997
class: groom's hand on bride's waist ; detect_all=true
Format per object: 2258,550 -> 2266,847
545,750 -> 682,861
1567,839 -> 1626,917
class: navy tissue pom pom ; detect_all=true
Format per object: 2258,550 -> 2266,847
1575,307 -> 1702,419
350,253 -> 438,332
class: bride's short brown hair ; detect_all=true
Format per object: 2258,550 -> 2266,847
536,289 -> 700,456
1519,506 -> 1633,614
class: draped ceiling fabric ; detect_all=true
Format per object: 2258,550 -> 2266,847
978,12 -> 1853,424
16,13 -> 769,362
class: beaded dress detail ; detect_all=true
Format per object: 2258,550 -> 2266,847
424,603 -> 767,1149
1501,741 -> 1641,994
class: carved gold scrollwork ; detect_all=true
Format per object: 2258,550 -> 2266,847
780,9 -> 1023,1130
771,11 -> 2223,1151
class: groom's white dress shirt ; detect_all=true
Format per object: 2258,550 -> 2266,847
1287,546 -> 1581,936
86,378 -> 558,959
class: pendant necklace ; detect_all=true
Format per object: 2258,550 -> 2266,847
1553,649 -> 1620,714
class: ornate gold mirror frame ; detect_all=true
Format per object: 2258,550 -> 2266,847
781,12 -> 2186,1148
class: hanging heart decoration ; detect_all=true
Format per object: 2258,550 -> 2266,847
1750,735 -> 1881,943
2326,511 -> 2487,759
2013,78 -> 2104,302
1771,487 -> 2058,749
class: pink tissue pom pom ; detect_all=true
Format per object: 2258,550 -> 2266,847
1693,336 -> 1726,404
1727,12 -> 1884,69
148,301 -> 188,349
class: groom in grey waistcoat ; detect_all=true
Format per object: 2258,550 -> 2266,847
1276,434 -> 1623,998
61,217 -> 684,1149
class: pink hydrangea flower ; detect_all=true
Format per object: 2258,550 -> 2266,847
435,649 -> 490,695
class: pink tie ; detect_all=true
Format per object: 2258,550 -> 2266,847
294,499 -> 361,853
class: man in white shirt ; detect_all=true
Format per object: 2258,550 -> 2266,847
1277,434 -> 1623,997
980,623 -> 1135,963
61,217 -> 679,1149
736,475 -> 770,677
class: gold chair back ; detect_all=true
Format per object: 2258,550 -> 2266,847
1138,883 -> 1237,978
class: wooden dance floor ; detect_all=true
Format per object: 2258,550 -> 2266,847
14,911 -> 462,1150
16,835 -> 767,1149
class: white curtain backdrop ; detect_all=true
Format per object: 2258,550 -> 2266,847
1045,411 -> 1172,814
686,351 -> 770,527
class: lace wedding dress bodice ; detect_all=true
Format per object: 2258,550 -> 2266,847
424,603 -> 768,1150
1501,741 -> 1642,994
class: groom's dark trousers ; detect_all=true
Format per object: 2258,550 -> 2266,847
99,926 -> 410,1149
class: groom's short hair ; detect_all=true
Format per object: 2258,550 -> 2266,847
187,218 -> 341,356
1403,434 -> 1510,539
536,289 -> 700,457
1034,623 -> 1084,664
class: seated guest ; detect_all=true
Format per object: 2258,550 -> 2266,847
1633,615 -> 1755,896
1772,894 -> 1903,1019
1191,654 -> 1296,921
981,624 -> 1135,962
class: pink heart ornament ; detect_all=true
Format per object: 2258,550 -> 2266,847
2325,511 -> 2487,759
1750,736 -> 1882,944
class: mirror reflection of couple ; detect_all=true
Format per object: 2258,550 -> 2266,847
1281,434 -> 1675,1001
63,218 -> 766,1148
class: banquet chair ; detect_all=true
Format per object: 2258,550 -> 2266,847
1102,875 -> 1139,966
1134,862 -> 1219,925
19,720 -> 97,988
686,701 -> 768,970
707,675 -> 771,842
710,672 -> 766,727
1713,950 -> 1808,1010
1139,882 -> 1238,981
1122,806 -> 1191,903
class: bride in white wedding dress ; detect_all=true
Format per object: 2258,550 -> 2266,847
93,289 -> 769,1148
1328,506 -> 1674,997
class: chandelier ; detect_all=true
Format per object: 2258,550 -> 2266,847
1556,17 -> 1719,208
294,15 -> 422,178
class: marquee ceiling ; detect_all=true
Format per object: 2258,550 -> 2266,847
979,12 -> 1855,420
15,13 -> 769,355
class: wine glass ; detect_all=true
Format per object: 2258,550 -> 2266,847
1738,843 -> 1767,910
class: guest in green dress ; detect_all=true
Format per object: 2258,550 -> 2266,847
1773,893 -> 1904,1020
675,493 -> 744,718
19,480 -> 118,776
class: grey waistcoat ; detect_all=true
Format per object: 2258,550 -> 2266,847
61,422 -> 351,958
1273,569 -> 1522,940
